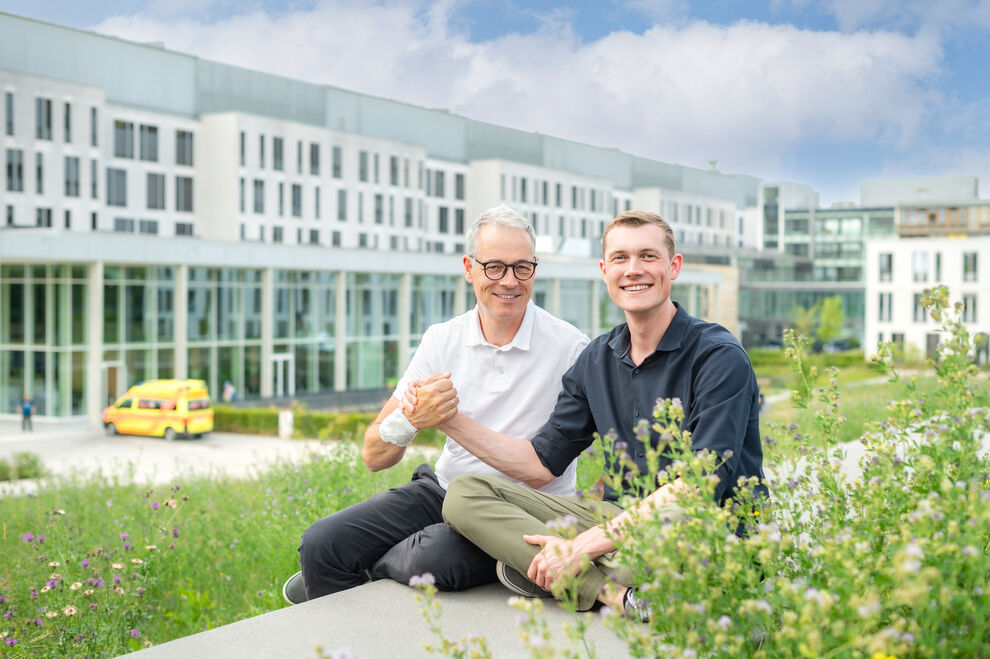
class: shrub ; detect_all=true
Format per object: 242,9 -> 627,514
0,458 -> 11,481
0,452 -> 44,481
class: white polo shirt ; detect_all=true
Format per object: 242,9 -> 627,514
394,300 -> 589,495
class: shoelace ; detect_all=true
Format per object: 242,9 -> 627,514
623,587 -> 652,623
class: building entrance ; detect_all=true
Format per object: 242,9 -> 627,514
271,353 -> 294,399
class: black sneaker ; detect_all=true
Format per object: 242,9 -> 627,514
495,561 -> 552,598
282,570 -> 307,605
622,587 -> 652,622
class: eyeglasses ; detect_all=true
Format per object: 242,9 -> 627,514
471,256 -> 538,281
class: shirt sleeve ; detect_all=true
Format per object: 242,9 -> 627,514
683,342 -> 757,502
530,350 -> 598,476
392,325 -> 441,401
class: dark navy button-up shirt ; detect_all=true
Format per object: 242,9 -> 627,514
531,303 -> 767,506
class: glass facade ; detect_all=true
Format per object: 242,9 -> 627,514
0,264 -> 88,415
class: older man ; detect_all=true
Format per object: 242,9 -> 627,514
282,205 -> 588,603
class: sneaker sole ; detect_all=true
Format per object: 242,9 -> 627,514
282,571 -> 306,605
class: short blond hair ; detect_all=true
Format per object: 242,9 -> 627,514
601,210 -> 675,257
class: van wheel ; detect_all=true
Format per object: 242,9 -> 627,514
105,423 -> 117,436
163,427 -> 177,441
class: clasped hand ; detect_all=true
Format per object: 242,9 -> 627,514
524,535 -> 586,590
401,372 -> 459,428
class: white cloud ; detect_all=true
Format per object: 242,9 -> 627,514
90,1 -> 945,181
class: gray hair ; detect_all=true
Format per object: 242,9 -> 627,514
465,205 -> 535,256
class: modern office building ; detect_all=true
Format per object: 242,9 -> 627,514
0,12 -> 747,421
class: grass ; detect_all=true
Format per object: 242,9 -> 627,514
0,441 -> 606,656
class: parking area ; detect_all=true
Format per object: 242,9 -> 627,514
0,419 -> 337,494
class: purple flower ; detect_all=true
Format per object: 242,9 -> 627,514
150,501 -> 160,511
5,638 -> 16,647
33,617 -> 42,627
172,483 -> 181,491
81,559 -> 90,569
75,634 -> 84,642
129,629 -> 141,638
37,534 -> 45,543
120,533 -> 129,541
3,611 -> 12,619
123,543 -> 133,551
21,533 -> 34,543
172,528 -> 180,538
45,579 -> 58,589
0,594 -> 6,603
113,576 -> 121,585
136,587 -> 145,596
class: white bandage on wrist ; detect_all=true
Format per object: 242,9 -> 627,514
379,406 -> 417,447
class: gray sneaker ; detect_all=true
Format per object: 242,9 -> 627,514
282,570 -> 307,605
495,561 -> 552,598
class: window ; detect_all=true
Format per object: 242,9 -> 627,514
878,292 -> 892,322
913,293 -> 927,323
6,205 -> 12,226
273,226 -> 283,243
963,252 -> 978,282
63,102 -> 71,142
374,193 -> 383,224
139,125 -> 158,161
259,134 -> 265,168
912,251 -> 929,283
555,183 -> 562,207
438,206 -> 449,233
64,156 -> 80,197
390,155 -> 399,186
139,219 -> 158,235
963,294 -> 977,323
309,229 -> 319,244
106,168 -> 127,206
332,146 -> 342,178
331,230 -> 341,247
403,158 -> 409,187
90,211 -> 97,230
455,173 -> 465,200
239,131 -> 245,166
520,177 -> 527,203
176,222 -> 193,236
404,197 -> 413,227
4,92 -> 12,135
878,253 -> 893,282
175,176 -> 193,212
374,153 -> 380,183
571,186 -> 578,209
6,149 -> 23,191
314,187 -> 320,219
35,152 -> 43,193
273,137 -> 284,171
36,208 -> 52,227
239,178 -> 245,212
114,217 -> 134,233
176,130 -> 194,166
296,140 -> 302,174
359,150 -> 368,182
253,179 -> 264,214
35,98 -> 52,140
278,182 -> 284,216
337,189 -> 347,220
434,170 -> 445,198
90,107 -> 97,146
64,209 -> 71,229
291,184 -> 302,217
310,143 -> 320,175
90,159 -> 98,198
934,252 -> 942,282
114,121 -> 134,158
455,208 -> 465,235
147,173 -> 166,210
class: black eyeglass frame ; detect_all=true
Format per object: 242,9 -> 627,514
471,256 -> 539,281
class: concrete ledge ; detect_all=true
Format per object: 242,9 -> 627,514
124,581 -> 631,658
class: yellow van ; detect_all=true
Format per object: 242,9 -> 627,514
103,379 -> 214,440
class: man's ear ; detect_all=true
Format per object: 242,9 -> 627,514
670,253 -> 683,281
599,259 -> 607,279
463,255 -> 473,282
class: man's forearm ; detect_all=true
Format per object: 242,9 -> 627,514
440,412 -> 556,488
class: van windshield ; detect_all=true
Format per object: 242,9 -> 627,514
187,399 -> 211,410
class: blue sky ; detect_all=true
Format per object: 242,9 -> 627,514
5,0 -> 990,205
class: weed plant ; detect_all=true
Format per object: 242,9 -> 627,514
415,286 -> 989,657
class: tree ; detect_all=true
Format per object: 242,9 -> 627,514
816,296 -> 844,346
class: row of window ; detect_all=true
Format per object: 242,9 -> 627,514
878,251 -> 980,283
877,291 -> 978,323
5,205 -> 100,230
501,174 -> 612,214
111,218 -> 194,236
105,169 -> 194,212
4,93 -> 99,147
112,121 -> 194,166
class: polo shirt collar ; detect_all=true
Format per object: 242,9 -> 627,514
464,300 -> 536,351
608,302 -> 688,360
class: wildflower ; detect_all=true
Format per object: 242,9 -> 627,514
164,499 -> 177,508
48,560 -> 60,567
129,629 -> 141,638
53,509 -> 65,515
2,612 -> 11,619
0,595 -> 5,603
172,483 -> 181,491
62,605 -> 78,616
115,587 -> 125,594
408,573 -> 436,588
150,501 -> 160,511
32,617 -> 42,627
70,582 -> 82,590
131,558 -> 143,565
22,533 -> 34,543
145,545 -> 157,551
83,589 -> 94,597
120,533 -> 129,541
81,559 -> 90,569
111,562 -> 123,569
5,638 -> 16,647
37,535 -> 45,543
136,587 -> 145,596
172,528 -> 180,538
113,576 -> 122,585
40,586 -> 50,593
46,579 -> 58,589
45,611 -> 57,618
716,615 -> 732,630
